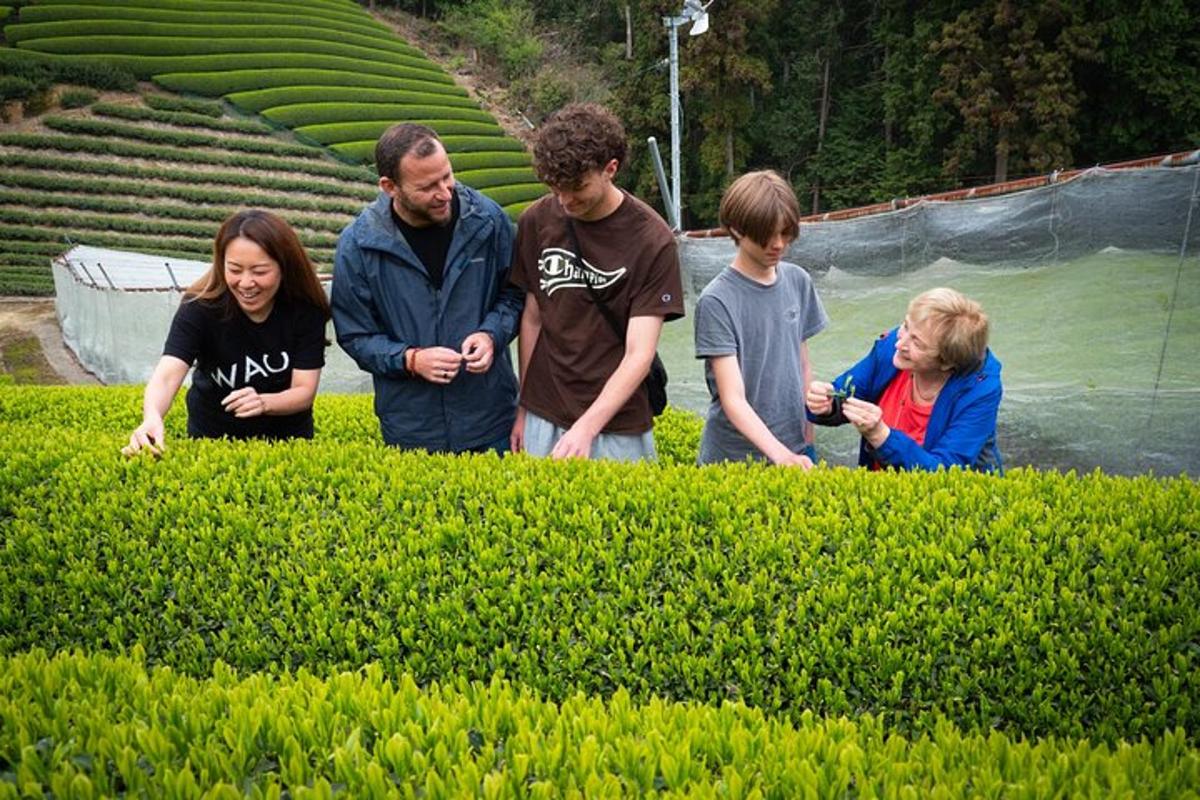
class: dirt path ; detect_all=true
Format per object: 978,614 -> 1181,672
0,298 -> 100,384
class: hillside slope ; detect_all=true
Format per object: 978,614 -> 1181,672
0,0 -> 548,295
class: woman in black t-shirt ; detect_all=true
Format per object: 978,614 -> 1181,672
123,210 -> 331,455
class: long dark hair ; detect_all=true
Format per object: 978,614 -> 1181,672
186,209 -> 331,320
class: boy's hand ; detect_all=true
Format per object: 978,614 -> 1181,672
775,451 -> 814,469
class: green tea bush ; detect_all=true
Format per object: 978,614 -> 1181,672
0,75 -> 40,103
0,133 -> 375,181
0,151 -> 374,199
21,35 -> 441,72
481,183 -> 550,207
2,650 -> 1195,799
56,87 -> 96,108
20,43 -> 448,85
0,166 -> 366,213
0,48 -> 136,91
229,86 -> 480,113
449,151 -> 533,171
19,0 -> 396,34
502,199 -> 537,218
0,387 -> 1197,744
0,223 -> 211,260
0,209 -> 336,248
264,102 -> 495,127
0,189 -> 351,233
332,136 -> 525,163
296,119 -> 503,145
9,21 -> 431,61
41,116 -> 325,158
155,69 -> 462,98
0,273 -> 54,295
143,93 -> 223,117
455,167 -> 541,190
19,4 -> 398,42
91,101 -> 273,134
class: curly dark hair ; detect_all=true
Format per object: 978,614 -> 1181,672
533,103 -> 627,189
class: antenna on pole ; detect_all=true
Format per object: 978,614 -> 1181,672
661,0 -> 715,232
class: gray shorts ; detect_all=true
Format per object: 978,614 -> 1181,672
523,410 -> 658,462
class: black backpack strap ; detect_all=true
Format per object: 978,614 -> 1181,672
565,217 -> 625,342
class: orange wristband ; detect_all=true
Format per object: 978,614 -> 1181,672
406,347 -> 421,374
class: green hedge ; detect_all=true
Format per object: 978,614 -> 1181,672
19,40 -> 446,82
0,389 -> 1197,744
21,0 -> 392,33
143,93 -> 223,117
18,4 -> 400,44
156,69 -> 463,98
0,240 -> 66,256
9,21 -> 429,61
0,48 -> 135,91
0,133 -> 374,181
0,152 -> 374,199
40,116 -> 326,159
0,224 -> 210,260
1,166 -> 367,213
332,137 -> 526,163
263,102 -> 496,127
14,31 -> 436,70
0,208 -> 340,248
3,651 -> 1196,799
480,183 -> 550,207
503,199 -> 538,218
455,167 -> 541,190
0,253 -> 53,267
91,101 -> 273,135
449,151 -> 533,171
0,273 -> 55,296
0,189 -> 352,234
296,119 -> 504,145
229,86 -> 481,113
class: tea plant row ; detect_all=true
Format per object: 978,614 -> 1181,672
1,650 -> 1195,799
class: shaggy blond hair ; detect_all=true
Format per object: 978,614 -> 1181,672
908,287 -> 989,372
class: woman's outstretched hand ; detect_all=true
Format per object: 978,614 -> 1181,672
806,381 -> 835,415
123,417 -> 165,457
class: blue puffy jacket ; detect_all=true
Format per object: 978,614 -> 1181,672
332,187 -> 523,450
810,327 -> 1003,472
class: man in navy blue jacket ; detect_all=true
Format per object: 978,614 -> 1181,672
332,124 -> 523,452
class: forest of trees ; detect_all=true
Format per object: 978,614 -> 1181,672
371,0 -> 1198,229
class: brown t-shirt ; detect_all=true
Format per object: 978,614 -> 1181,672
512,191 -> 685,433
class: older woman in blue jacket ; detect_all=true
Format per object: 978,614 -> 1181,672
806,287 -> 1002,472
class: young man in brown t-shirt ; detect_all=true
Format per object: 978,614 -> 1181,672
510,103 -> 685,461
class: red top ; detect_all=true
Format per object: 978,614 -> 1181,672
872,371 -> 933,468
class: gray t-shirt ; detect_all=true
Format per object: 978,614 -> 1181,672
694,262 -> 829,464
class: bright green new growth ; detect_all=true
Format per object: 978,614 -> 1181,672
2,650 -> 1196,798
1,386 -> 1198,748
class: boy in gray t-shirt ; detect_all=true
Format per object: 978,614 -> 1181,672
694,171 -> 828,466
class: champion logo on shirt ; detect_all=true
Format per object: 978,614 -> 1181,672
537,248 -> 627,296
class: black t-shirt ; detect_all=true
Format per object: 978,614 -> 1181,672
163,295 -> 327,440
390,192 -> 459,290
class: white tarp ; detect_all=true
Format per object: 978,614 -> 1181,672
52,246 -> 371,392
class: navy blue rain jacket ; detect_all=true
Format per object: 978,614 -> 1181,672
331,186 -> 522,450
809,327 -> 1003,472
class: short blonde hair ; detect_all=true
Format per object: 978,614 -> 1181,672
908,287 -> 989,372
719,170 -> 800,247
